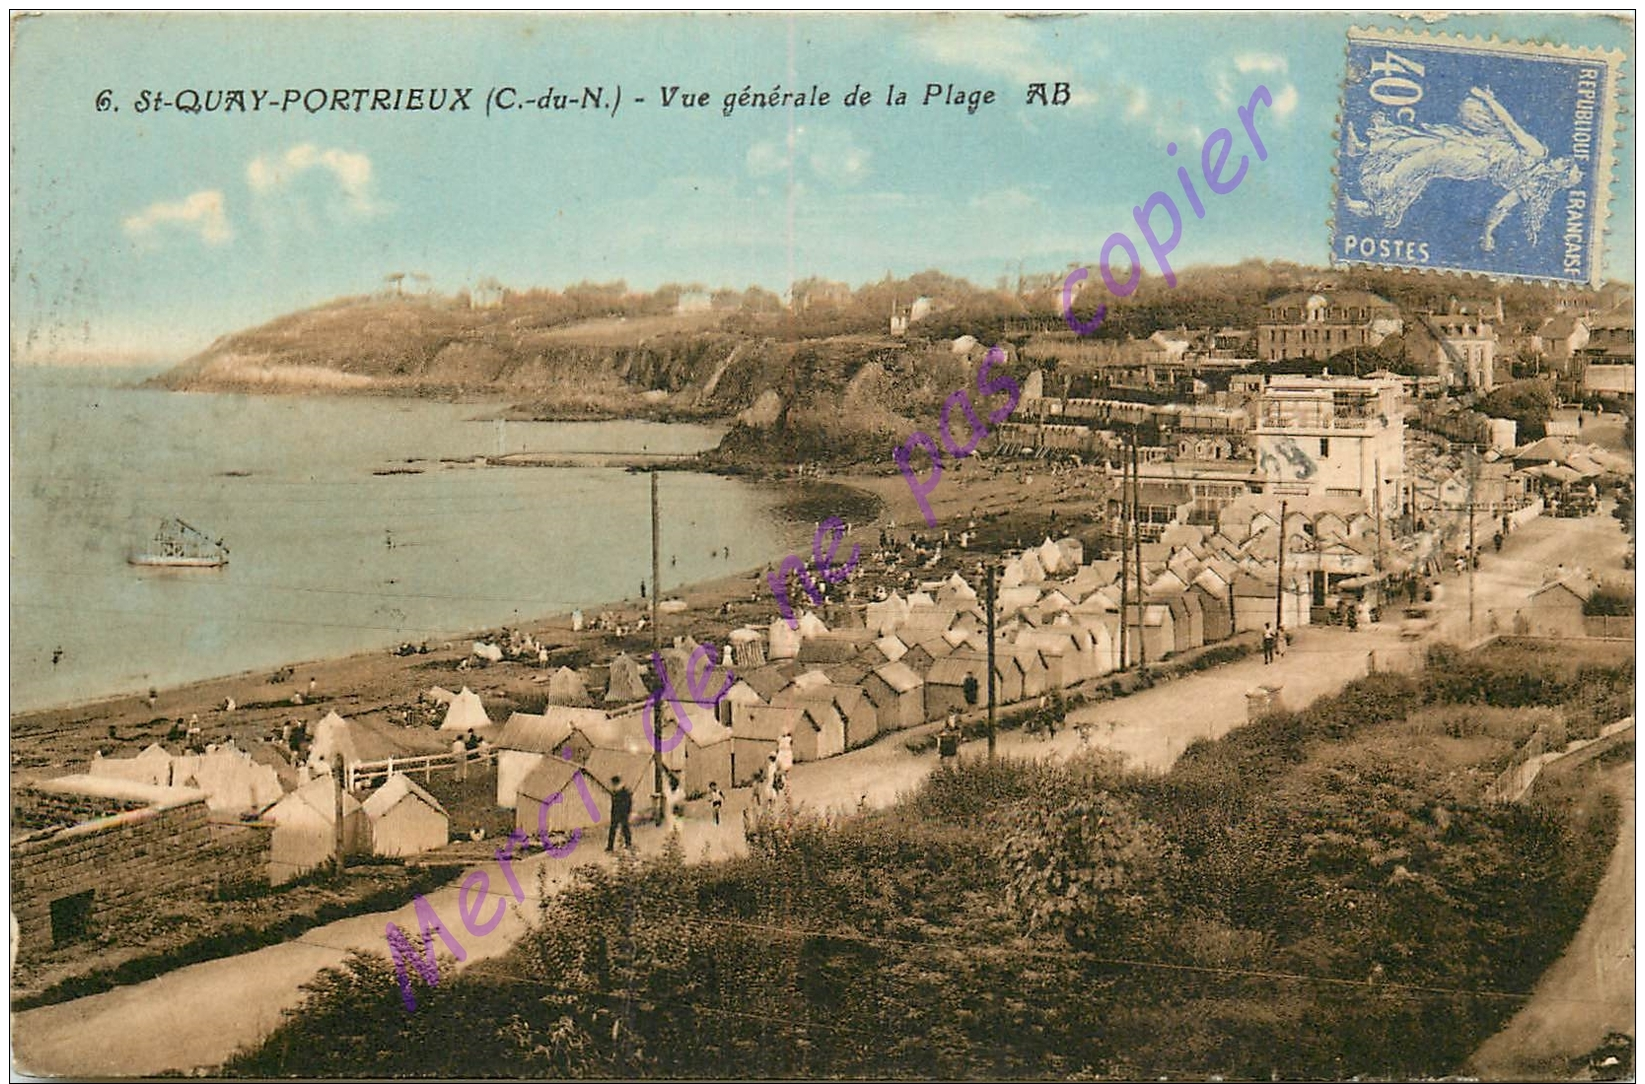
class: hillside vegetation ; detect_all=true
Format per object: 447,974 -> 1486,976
153,267 -> 1629,463
225,641 -> 1630,1080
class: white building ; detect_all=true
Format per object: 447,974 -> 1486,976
1253,375 -> 1404,520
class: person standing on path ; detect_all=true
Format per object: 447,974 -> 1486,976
1275,625 -> 1288,659
1261,623 -> 1276,664
708,782 -> 724,825
777,731 -> 795,775
606,777 -> 634,851
938,713 -> 961,771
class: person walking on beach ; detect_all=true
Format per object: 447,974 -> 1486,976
1261,623 -> 1276,665
708,782 -> 724,825
1274,625 -> 1287,659
606,777 -> 634,851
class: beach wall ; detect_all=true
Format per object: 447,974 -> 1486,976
11,798 -> 269,957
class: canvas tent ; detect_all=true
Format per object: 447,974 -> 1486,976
440,687 -> 491,732
362,774 -> 449,857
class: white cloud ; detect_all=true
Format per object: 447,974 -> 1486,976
745,126 -> 870,186
1126,88 -> 1149,118
1271,84 -> 1299,118
915,17 -> 1098,109
968,187 -> 1040,213
1235,52 -> 1289,74
246,144 -> 381,215
122,190 -> 232,246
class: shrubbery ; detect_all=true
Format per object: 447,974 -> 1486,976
229,646 -> 1629,1079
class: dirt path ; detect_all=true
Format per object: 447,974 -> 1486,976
1466,762 -> 1636,1081
13,621 -> 1394,1078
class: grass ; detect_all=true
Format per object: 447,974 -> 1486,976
13,864 -> 463,1012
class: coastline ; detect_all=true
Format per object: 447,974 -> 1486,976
9,448 -> 1108,782
7,473 -> 888,766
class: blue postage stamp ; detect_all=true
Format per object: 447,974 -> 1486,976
1333,27 -> 1623,286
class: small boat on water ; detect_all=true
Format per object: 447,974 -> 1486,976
129,517 -> 229,568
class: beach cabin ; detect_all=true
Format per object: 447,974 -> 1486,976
262,775 -> 368,885
440,686 -> 491,732
516,758 -> 599,839
861,660 -> 925,730
604,653 -> 651,704
87,742 -> 173,787
900,634 -> 957,677
923,651 -> 991,721
547,666 -> 591,705
770,690 -> 847,761
494,707 -> 602,809
727,703 -> 800,785
362,774 -> 449,858
1167,592 -> 1205,655
668,700 -> 735,798
824,683 -> 879,749
585,747 -> 669,818
1012,646 -> 1049,699
1191,581 -> 1234,643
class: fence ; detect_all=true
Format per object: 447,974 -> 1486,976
1365,644 -> 1426,675
346,746 -> 495,790
1485,717 -> 1634,805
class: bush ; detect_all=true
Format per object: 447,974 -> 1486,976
1583,584 -> 1634,616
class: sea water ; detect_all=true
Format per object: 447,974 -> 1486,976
10,366 -> 801,713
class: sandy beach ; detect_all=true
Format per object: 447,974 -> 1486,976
9,457 -> 1117,784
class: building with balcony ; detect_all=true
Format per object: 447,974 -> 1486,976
1257,290 -> 1402,361
1409,313 -> 1499,391
1253,375 -> 1404,518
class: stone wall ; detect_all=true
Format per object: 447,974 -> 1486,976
11,798 -> 271,956
12,788 -> 145,832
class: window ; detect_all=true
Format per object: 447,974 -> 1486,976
1319,438 -> 1330,458
50,890 -> 94,944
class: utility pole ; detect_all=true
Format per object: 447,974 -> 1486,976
1131,433 -> 1146,669
985,563 -> 998,761
1117,439 -> 1130,671
1467,448 -> 1479,641
331,754 -> 346,879
650,470 -> 664,825
1373,456 -> 1385,572
1275,498 -> 1289,630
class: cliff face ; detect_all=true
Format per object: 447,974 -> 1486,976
150,296 -> 779,418
147,295 -> 996,463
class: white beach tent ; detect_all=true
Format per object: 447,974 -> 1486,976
441,686 -> 491,731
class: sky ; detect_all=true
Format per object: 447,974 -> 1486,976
9,10 -> 1635,360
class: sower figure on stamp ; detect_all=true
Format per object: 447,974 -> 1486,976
1344,86 -> 1583,252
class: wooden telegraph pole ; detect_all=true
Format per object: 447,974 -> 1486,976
1131,433 -> 1146,669
1275,498 -> 1289,630
650,470 -> 664,825
986,563 -> 998,760
331,755 -> 346,878
1117,438 -> 1130,671
1467,448 -> 1479,640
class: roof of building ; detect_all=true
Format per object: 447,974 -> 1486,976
362,773 -> 447,819
1263,289 -> 1396,312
